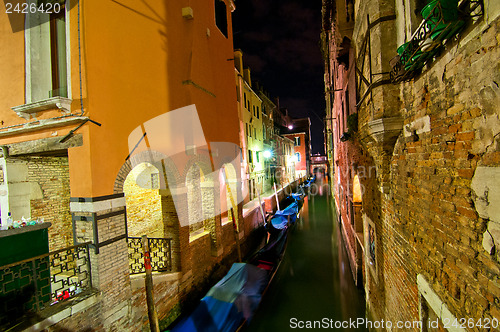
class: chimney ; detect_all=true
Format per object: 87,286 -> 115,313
234,49 -> 244,74
243,67 -> 251,86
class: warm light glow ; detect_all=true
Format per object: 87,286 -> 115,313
353,175 -> 362,202
292,155 -> 299,163
263,150 -> 272,159
288,125 -> 293,130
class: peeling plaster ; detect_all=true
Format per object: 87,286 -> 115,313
472,166 -> 500,256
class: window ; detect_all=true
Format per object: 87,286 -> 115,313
248,150 -> 253,163
151,173 -> 159,189
295,152 -> 301,162
49,9 -> 67,97
256,151 -> 260,163
256,106 -> 260,119
294,137 -> 301,146
398,0 -> 428,43
25,0 -> 68,102
244,93 -> 247,108
215,0 -> 228,38
245,123 -> 248,137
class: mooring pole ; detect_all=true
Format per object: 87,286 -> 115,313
222,167 -> 242,262
256,188 -> 266,225
274,183 -> 280,211
142,235 -> 160,332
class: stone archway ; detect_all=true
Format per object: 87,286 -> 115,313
123,162 -> 163,238
114,151 -> 184,272
183,156 -> 218,254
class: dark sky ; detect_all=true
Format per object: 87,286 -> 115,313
231,0 -> 326,155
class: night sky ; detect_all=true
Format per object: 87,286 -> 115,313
232,0 -> 326,154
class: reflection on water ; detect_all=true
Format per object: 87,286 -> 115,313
243,178 -> 366,331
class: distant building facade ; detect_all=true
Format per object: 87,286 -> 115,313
283,117 -> 312,179
310,154 -> 328,178
234,50 -> 266,202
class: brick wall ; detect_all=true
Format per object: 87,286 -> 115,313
124,164 -> 163,238
44,177 -> 300,331
27,156 -> 72,251
355,11 -> 500,329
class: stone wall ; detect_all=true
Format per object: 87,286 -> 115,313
355,7 -> 500,328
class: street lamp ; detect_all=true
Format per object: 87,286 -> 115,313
263,150 -> 272,159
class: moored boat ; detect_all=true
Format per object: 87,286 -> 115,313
168,189 -> 304,332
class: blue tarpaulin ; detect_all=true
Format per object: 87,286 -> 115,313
171,263 -> 268,332
270,201 -> 299,229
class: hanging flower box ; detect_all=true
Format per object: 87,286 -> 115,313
389,0 -> 480,82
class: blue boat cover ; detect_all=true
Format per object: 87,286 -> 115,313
171,263 -> 268,332
270,201 -> 299,229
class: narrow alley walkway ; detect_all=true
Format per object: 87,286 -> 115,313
243,176 -> 367,331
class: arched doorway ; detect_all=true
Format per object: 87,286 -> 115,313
185,162 -> 217,253
124,162 -> 163,238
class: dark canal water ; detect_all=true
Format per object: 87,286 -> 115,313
243,177 -> 367,331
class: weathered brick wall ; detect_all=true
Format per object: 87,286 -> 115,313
124,164 -> 163,238
357,12 -> 500,329
129,274 -> 182,332
124,182 -> 162,238
27,156 -> 72,251
45,300 -> 103,331
388,16 -> 500,324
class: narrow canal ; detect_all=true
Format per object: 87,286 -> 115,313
243,177 -> 367,331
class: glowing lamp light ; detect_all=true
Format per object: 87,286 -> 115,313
292,155 -> 299,163
263,150 -> 272,159
288,125 -> 293,130
353,175 -> 362,202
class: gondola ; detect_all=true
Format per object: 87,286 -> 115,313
168,190 -> 304,332
267,191 -> 304,232
298,176 -> 315,193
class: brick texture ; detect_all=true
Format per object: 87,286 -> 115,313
27,156 -> 72,251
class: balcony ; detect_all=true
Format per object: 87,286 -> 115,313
0,242 -> 95,331
390,0 -> 483,82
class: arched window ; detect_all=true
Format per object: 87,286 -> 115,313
353,174 -> 362,203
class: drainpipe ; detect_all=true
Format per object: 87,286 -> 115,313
0,146 -> 8,159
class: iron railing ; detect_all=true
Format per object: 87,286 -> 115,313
0,242 -> 93,329
390,0 -> 483,82
127,237 -> 173,274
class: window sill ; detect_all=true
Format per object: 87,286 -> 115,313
12,97 -> 72,120
189,229 -> 210,243
0,116 -> 87,138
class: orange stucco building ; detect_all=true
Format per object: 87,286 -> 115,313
0,1 -> 257,330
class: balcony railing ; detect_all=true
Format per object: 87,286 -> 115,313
390,0 -> 483,82
127,237 -> 173,274
0,242 -> 93,330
